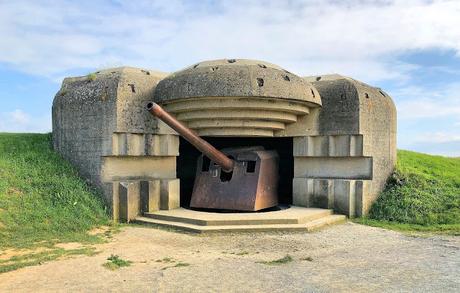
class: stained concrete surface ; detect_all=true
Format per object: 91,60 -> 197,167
0,223 -> 458,293
154,59 -> 321,105
53,65 -> 397,219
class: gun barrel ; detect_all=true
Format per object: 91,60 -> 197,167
146,102 -> 234,172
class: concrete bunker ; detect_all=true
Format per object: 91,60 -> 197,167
52,59 -> 396,231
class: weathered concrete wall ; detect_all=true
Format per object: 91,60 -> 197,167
52,67 -> 179,221
290,75 -> 397,216
53,63 -> 396,220
52,68 -> 120,205
353,78 -> 397,213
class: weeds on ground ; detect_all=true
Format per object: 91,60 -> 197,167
160,261 -> 191,270
103,254 -> 132,270
172,262 -> 190,268
156,257 -> 175,263
0,247 -> 98,273
257,255 -> 293,265
156,257 -> 191,270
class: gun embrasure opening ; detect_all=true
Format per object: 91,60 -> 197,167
146,101 -> 234,172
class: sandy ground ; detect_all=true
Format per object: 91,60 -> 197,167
0,222 -> 459,293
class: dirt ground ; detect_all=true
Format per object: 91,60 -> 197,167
0,222 -> 459,293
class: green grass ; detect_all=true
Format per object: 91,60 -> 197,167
358,150 -> 460,234
103,254 -> 132,270
161,262 -> 191,270
257,255 -> 293,265
156,257 -> 191,270
86,73 -> 97,81
0,133 -> 110,249
0,247 -> 98,273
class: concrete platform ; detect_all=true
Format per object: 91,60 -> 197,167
134,206 -> 346,233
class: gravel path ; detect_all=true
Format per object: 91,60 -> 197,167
0,222 -> 459,292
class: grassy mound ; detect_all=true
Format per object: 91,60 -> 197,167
360,150 -> 459,234
0,133 -> 109,249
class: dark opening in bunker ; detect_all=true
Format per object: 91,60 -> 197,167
177,136 -> 293,208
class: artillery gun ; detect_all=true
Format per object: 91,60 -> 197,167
147,102 -> 279,211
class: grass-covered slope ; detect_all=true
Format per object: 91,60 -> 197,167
0,133 -> 109,249
359,150 -> 460,234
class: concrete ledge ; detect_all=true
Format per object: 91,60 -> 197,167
294,157 -> 373,179
144,206 -> 332,226
145,134 -> 179,156
176,109 -> 298,123
112,133 -> 179,156
163,96 -> 311,114
101,156 -> 176,181
293,135 -> 364,157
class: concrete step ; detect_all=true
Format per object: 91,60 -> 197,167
134,214 -> 347,234
304,214 -> 347,232
143,207 -> 333,226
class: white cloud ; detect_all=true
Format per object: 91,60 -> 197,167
0,110 -> 50,133
394,83 -> 460,120
9,109 -> 30,125
414,132 -> 460,144
0,0 -> 460,82
393,81 -> 460,156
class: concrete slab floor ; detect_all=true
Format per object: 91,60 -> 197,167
135,206 -> 346,233
144,206 -> 334,225
0,223 -> 458,292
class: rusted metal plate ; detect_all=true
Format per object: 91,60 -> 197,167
190,147 -> 279,211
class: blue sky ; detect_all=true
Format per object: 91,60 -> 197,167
0,0 -> 459,156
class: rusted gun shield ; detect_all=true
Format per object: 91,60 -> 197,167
147,102 -> 279,212
190,146 -> 279,211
